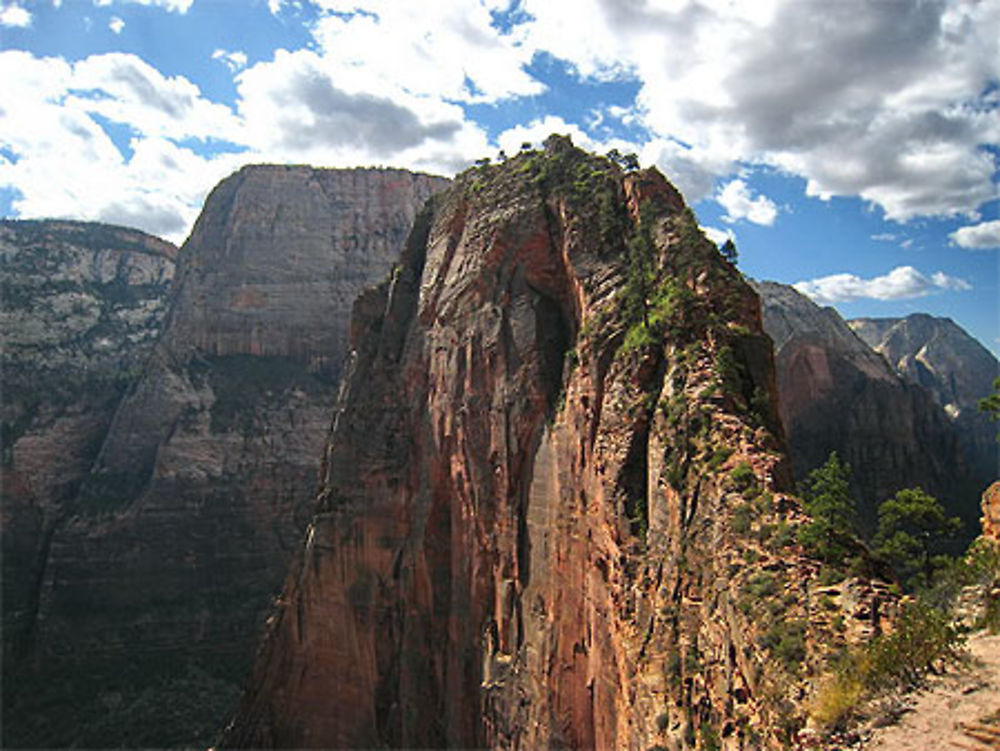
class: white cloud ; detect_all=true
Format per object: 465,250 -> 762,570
69,53 -> 241,140
871,233 -> 896,242
514,0 -> 1000,221
4,0 -> 996,244
701,225 -> 734,247
0,51 -> 244,242
0,4 -> 31,27
93,0 -> 194,12
212,49 -> 248,72
234,48 -> 489,173
307,2 -> 543,104
716,179 -> 778,225
109,15 -> 124,33
794,265 -> 972,304
949,219 -> 1000,249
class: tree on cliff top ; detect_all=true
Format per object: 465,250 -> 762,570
720,238 -> 738,265
798,452 -> 859,564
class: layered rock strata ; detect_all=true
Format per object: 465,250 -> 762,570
850,314 -> 998,491
1,220 -> 177,658
3,167 -> 447,748
224,138 -> 868,750
755,281 -> 979,533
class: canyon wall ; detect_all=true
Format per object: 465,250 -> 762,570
755,281 -> 983,534
851,314 -> 997,491
2,168 -> 447,748
223,138 -> 868,750
1,219 -> 177,660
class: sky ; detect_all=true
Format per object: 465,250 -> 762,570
1,0 -> 998,355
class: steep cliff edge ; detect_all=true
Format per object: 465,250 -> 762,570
4,168 -> 447,748
755,281 -> 979,534
224,138 -> 874,750
1,220 -> 176,659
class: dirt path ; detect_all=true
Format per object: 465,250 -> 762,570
865,631 -> 1000,751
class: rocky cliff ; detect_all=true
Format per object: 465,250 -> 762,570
983,482 -> 1000,543
1,219 -> 177,660
223,138 -> 872,750
3,168 -> 447,748
755,281 -> 980,533
850,314 -> 998,489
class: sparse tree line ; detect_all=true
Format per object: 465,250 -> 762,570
798,446 -> 999,732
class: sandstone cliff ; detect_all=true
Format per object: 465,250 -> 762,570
983,482 -> 1000,543
755,281 -> 980,534
3,168 -> 447,748
223,138 -> 872,750
850,314 -> 998,491
1,219 -> 176,661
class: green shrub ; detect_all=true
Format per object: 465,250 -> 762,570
760,619 -> 807,673
865,600 -> 965,690
707,445 -> 733,469
731,502 -> 753,535
811,598 -> 967,730
771,522 -> 795,549
730,461 -> 755,492
744,571 -> 778,599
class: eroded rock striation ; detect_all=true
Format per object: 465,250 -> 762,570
224,138 -> 864,750
1,219 -> 177,659
755,281 -> 980,533
4,167 -> 447,748
850,314 -> 998,492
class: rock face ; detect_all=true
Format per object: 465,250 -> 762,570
3,168 -> 447,748
224,139 -> 859,750
983,482 -> 1000,543
850,314 -> 998,490
755,281 -> 981,533
1,220 -> 177,659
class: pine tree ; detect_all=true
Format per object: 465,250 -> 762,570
720,238 -> 738,265
873,488 -> 962,590
798,452 -> 858,563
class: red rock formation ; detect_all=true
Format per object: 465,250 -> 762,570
224,139 -> 849,749
983,482 -> 1000,542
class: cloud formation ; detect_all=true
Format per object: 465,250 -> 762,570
211,49 -> 247,72
794,265 -> 971,304
515,0 -> 999,220
0,51 -> 244,242
0,4 -> 30,27
701,225 -> 734,247
1,0 -> 996,246
950,219 -> 1000,249
94,0 -> 194,12
716,179 -> 778,225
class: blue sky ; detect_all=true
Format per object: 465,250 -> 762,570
1,0 -> 998,355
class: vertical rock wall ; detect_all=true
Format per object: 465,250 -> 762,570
4,168 -> 447,748
1,220 -> 177,661
224,140 -> 856,750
